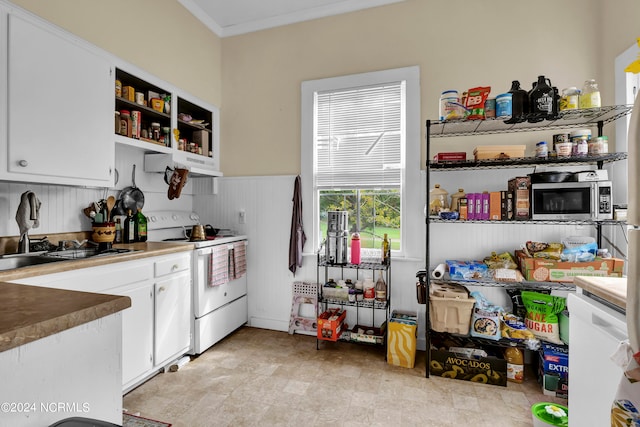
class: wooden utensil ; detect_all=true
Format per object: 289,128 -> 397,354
106,195 -> 116,221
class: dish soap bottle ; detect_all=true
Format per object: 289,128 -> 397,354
124,210 -> 135,243
135,208 -> 148,242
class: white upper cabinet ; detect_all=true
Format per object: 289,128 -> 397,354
1,10 -> 114,186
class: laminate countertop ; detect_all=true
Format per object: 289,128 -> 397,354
0,242 -> 194,353
574,275 -> 627,311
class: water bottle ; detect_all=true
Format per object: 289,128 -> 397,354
350,232 -> 361,265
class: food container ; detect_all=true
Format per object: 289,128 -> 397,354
429,283 -> 475,334
150,98 -> 165,113
555,142 -> 573,157
92,222 -> 116,243
484,98 -> 496,118
473,145 -> 526,160
496,93 -> 513,118
123,85 -> 135,102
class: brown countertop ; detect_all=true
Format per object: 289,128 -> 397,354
574,276 -> 627,310
0,281 -> 131,352
0,242 -> 193,353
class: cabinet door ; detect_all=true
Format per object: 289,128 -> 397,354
154,271 -> 191,366
4,12 -> 113,186
120,282 -> 154,388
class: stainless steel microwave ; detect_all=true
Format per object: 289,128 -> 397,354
530,181 -> 613,220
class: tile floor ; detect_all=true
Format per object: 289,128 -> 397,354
123,327 -> 566,427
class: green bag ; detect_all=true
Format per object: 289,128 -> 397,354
521,291 -> 566,344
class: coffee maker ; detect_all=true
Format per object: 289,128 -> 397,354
326,210 -> 348,265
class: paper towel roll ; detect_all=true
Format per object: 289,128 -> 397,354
432,263 -> 446,279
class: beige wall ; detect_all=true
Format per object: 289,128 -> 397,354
9,0 -> 640,177
11,0 -> 222,107
221,0 -> 640,176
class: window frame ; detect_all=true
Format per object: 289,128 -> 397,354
301,66 -> 422,259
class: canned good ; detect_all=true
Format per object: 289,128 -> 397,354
115,79 -> 122,97
496,93 -> 512,118
135,92 -> 145,105
484,98 -> 496,118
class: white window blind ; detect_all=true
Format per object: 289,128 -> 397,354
315,81 -> 404,189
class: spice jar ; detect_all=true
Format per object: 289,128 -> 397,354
119,110 -> 131,137
151,122 -> 161,141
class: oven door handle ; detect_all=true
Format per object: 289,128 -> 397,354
196,247 -> 213,256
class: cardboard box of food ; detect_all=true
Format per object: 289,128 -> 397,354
508,176 -> 531,220
430,349 -> 507,387
317,308 -> 346,342
473,145 -> 526,160
515,250 -> 624,282
434,152 -> 467,162
537,343 -> 569,399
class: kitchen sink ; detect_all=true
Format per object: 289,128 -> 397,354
0,248 -> 141,271
0,253 -> 66,271
43,247 -> 140,260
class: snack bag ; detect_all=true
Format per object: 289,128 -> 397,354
501,313 -> 537,341
464,86 -> 491,120
506,288 -> 550,319
469,291 -> 502,340
521,291 -> 566,344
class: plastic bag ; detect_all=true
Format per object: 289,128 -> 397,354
483,251 -> 518,269
521,291 -> 566,344
469,291 -> 503,341
560,241 -> 598,262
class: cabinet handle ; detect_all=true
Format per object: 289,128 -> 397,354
172,264 -> 179,271
18,160 -> 28,167
158,286 -> 166,292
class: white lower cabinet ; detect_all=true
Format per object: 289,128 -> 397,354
118,282 -> 154,388
154,271 -> 191,365
10,251 -> 192,393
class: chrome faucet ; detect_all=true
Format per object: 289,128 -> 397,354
17,233 -> 30,254
15,190 -> 41,254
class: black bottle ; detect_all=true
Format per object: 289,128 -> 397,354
505,80 -> 529,124
528,75 -> 554,123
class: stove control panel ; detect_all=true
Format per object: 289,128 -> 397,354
145,211 -> 201,230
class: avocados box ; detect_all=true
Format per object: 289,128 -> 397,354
429,349 -> 507,387
515,250 -> 624,283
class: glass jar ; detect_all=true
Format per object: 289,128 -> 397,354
579,79 -> 601,109
151,122 -> 161,141
560,87 -> 579,111
429,184 -> 449,215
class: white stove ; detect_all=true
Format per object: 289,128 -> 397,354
146,211 -> 248,355
146,211 -> 242,248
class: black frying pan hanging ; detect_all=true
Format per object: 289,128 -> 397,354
119,164 -> 145,214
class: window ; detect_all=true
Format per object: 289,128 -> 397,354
301,66 -> 422,259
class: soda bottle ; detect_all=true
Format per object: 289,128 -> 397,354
135,208 -> 147,242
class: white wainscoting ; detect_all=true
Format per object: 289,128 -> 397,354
193,174 -> 597,351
